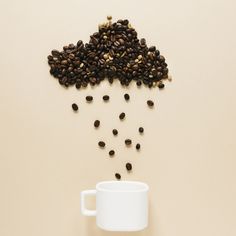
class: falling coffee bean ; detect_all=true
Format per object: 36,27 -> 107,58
136,80 -> 142,87
115,173 -> 121,180
147,100 -> 154,107
139,127 -> 144,133
158,83 -> 165,89
109,150 -> 115,156
112,129 -> 118,136
126,163 -> 132,171
125,139 -> 132,146
124,93 -> 130,101
103,95 -> 110,101
72,103 -> 78,111
94,120 -> 100,128
136,143 -> 141,150
86,96 -> 93,102
98,141 -> 105,148
119,112 -> 126,120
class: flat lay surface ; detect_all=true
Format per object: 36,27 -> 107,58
0,0 -> 236,236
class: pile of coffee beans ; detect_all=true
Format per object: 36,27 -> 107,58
47,16 -> 169,88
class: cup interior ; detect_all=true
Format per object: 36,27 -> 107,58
96,181 -> 149,192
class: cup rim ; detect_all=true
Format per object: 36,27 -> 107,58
96,180 -> 149,192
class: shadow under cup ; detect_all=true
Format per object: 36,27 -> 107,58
81,181 -> 149,232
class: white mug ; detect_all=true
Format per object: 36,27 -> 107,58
81,181 -> 149,231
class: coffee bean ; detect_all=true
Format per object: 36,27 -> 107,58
115,173 -> 121,180
158,83 -> 165,89
72,103 -> 78,111
147,100 -> 154,107
140,38 -> 146,46
123,19 -> 129,25
75,82 -> 81,89
136,143 -> 141,150
107,15 -> 112,20
94,120 -> 100,128
124,93 -> 130,101
51,50 -> 60,57
98,141 -> 105,148
119,112 -> 125,120
109,150 -> 115,156
139,127 -> 144,133
125,139 -> 132,145
86,96 -> 93,102
112,129 -> 118,136
77,40 -> 83,47
149,46 -> 156,52
136,80 -> 142,87
103,95 -> 110,101
126,163 -> 132,171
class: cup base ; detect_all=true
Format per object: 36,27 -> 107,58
97,223 -> 148,232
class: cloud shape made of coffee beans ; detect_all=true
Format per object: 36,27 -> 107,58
47,18 -> 169,89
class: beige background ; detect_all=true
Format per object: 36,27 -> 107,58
0,0 -> 236,235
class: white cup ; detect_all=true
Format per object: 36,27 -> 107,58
81,181 -> 149,231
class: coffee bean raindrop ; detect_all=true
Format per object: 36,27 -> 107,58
86,96 -> 93,102
126,163 -> 132,171
112,129 -> 118,136
72,103 -> 78,111
98,141 -> 105,148
109,150 -> 115,157
115,173 -> 121,180
103,95 -> 110,101
147,100 -> 154,107
94,120 -> 100,128
119,112 -> 126,120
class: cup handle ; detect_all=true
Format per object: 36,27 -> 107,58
81,190 -> 96,216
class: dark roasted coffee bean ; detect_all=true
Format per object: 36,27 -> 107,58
123,19 -> 129,25
126,163 -> 132,171
139,127 -> 144,133
119,112 -> 125,120
108,78 -> 113,84
98,141 -> 105,148
109,150 -> 115,156
51,50 -> 60,57
136,143 -> 141,150
147,100 -> 154,107
86,96 -> 93,102
115,173 -> 121,180
72,103 -> 78,111
77,40 -> 83,47
112,129 -> 118,136
136,80 -> 142,87
75,82 -> 81,89
158,83 -> 165,89
124,93 -> 130,101
125,139 -> 132,145
149,46 -> 156,52
94,120 -> 100,128
103,95 -> 109,101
